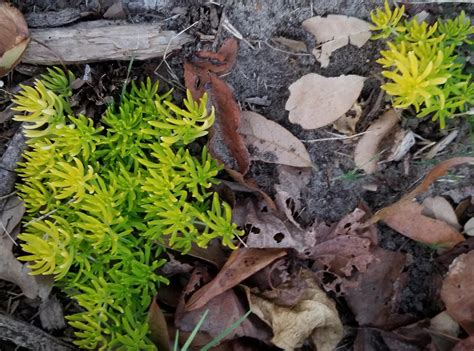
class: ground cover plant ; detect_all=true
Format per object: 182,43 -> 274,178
0,1 -> 474,350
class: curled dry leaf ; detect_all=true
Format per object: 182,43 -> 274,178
303,15 -> 371,68
354,109 -> 400,174
239,111 -> 312,168
441,251 -> 474,335
0,3 -> 30,76
185,248 -> 287,311
184,39 -> 250,175
385,129 -> 416,162
286,73 -> 365,130
245,271 -> 343,351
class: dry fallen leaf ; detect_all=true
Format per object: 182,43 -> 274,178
465,218 -> 474,236
453,336 -> 474,351
185,248 -> 287,311
184,39 -> 250,175
245,271 -> 343,351
303,15 -> 371,67
286,73 -> 365,130
332,102 -> 362,136
385,129 -> 416,162
441,251 -> 474,335
148,297 -> 171,351
422,196 -> 461,230
0,3 -> 30,76
370,158 -> 474,240
344,248 -> 411,328
239,111 -> 312,168
271,37 -> 308,53
354,109 -> 400,174
0,197 -> 52,299
382,201 -> 464,248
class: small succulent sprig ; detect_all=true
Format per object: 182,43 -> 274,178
13,69 -> 243,349
370,1 -> 474,128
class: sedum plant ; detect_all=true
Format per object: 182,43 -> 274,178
12,67 -> 242,350
370,1 -> 474,128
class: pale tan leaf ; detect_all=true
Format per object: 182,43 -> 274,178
465,218 -> 474,237
422,196 -> 461,230
0,3 -> 30,76
286,73 -> 365,130
239,111 -> 312,168
303,15 -> 371,67
354,109 -> 399,174
332,102 -> 362,136
245,271 -> 343,351
271,37 -> 307,53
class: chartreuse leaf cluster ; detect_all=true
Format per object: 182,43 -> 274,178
12,68 -> 243,350
370,1 -> 474,128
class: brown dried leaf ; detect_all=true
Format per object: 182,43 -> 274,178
0,3 -> 30,76
148,297 -> 171,351
239,111 -> 312,168
345,248 -> 411,328
354,109 -> 400,174
303,15 -> 371,67
271,37 -> 308,53
371,157 -> 474,229
245,271 -> 343,351
190,38 -> 238,74
441,251 -> 474,335
176,266 -> 272,345
286,73 -> 365,130
382,201 -> 464,248
236,200 -> 315,252
185,248 -> 287,311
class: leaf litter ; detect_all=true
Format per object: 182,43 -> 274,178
2,3 -> 474,351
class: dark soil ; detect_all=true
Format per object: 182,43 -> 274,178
1,0 -> 474,350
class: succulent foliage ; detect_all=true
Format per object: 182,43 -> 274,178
371,2 -> 474,128
13,68 -> 242,349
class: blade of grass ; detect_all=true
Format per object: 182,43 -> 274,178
181,309 -> 209,351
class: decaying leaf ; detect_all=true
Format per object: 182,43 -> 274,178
332,102 -> 362,136
441,251 -> 474,334
382,201 -> 464,248
430,311 -> 460,351
370,157 -> 474,245
0,3 -> 30,76
185,248 -> 287,311
235,199 -> 315,252
239,111 -> 312,168
303,15 -> 371,67
245,271 -> 343,351
422,196 -> 461,230
345,248 -> 411,328
176,266 -> 272,346
354,109 -> 399,174
286,73 -> 365,130
148,297 -> 171,351
274,165 -> 312,228
385,129 -> 416,162
0,197 -> 52,299
184,39 -> 250,175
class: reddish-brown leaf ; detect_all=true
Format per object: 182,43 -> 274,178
381,201 -> 464,249
190,38 -> 239,74
148,297 -> 171,351
185,248 -> 287,311
175,266 -> 271,346
344,248 -> 412,328
441,251 -> 474,335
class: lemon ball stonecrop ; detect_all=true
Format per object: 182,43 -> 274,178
370,2 -> 474,128
12,67 -> 243,350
